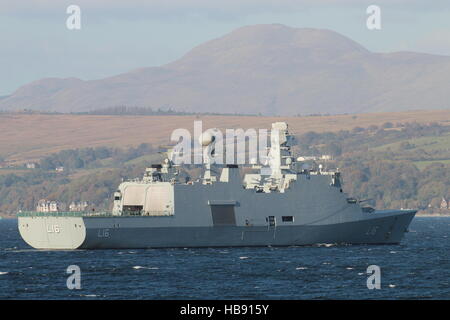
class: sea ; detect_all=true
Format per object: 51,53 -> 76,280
0,217 -> 449,300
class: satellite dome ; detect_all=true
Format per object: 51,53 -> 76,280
199,130 -> 218,146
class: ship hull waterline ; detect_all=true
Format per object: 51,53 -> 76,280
18,210 -> 416,250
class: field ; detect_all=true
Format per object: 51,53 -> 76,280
1,109 -> 450,164
371,133 -> 450,152
413,159 -> 450,170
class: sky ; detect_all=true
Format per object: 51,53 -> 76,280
1,0 -> 450,96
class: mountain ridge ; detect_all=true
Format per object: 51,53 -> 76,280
1,24 -> 450,115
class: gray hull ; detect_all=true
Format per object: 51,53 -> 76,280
18,164 -> 417,250
18,210 -> 415,249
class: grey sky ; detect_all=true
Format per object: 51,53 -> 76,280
1,0 -> 450,96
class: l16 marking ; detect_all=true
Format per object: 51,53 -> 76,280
47,225 -> 60,233
98,228 -> 110,238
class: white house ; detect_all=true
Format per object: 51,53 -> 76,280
36,199 -> 63,212
440,198 -> 449,210
69,201 -> 88,212
26,162 -> 37,169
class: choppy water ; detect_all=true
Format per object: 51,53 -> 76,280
0,217 -> 449,299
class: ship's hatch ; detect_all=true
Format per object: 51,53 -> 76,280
210,204 -> 236,226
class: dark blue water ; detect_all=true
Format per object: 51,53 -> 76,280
0,217 -> 449,299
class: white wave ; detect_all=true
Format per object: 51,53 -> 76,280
317,243 -> 335,247
296,267 -> 308,270
133,266 -> 159,270
239,256 -> 249,260
0,272 -> 8,275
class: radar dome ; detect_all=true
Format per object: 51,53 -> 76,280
199,130 -> 217,146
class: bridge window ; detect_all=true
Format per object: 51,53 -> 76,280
267,216 -> 276,227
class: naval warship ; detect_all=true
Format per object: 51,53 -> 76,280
18,122 -> 416,249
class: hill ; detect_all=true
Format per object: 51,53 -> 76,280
1,24 -> 450,115
1,109 -> 450,164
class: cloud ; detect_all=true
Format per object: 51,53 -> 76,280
2,0 -> 449,19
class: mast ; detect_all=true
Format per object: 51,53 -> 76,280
265,122 -> 294,179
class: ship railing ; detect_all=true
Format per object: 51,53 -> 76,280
309,171 -> 336,175
121,210 -> 174,217
17,210 -> 174,218
17,211 -> 112,217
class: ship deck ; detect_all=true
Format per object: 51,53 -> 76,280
17,211 -> 112,217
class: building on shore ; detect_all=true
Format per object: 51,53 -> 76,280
26,162 -> 37,169
36,199 -> 64,212
69,201 -> 89,212
440,198 -> 449,210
